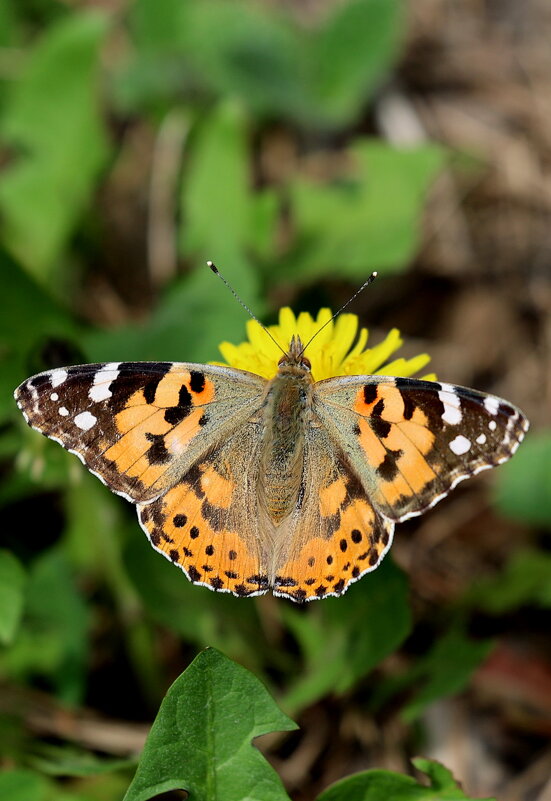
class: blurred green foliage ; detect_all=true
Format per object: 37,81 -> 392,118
0,0 -> 546,799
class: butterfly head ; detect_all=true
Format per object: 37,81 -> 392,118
278,335 -> 312,374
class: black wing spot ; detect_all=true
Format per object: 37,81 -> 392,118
229,550 -> 237,560
190,371 -> 206,393
315,585 -> 327,597
351,529 -> 362,543
164,384 -> 193,425
370,415 -> 391,439
308,556 -> 315,567
275,576 -> 298,587
205,544 -> 214,556
142,366 -> 170,403
173,514 -> 187,528
188,565 -> 202,582
145,432 -> 170,464
363,385 -> 377,404
169,549 -> 179,562
377,449 -> 403,481
190,526 -> 200,539
340,538 -> 348,552
210,577 -> 224,590
333,579 -> 345,593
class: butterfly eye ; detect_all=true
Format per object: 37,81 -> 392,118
301,356 -> 311,370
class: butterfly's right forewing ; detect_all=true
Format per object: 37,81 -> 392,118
15,362 -> 266,503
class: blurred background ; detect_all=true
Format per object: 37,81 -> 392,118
0,1 -> 550,799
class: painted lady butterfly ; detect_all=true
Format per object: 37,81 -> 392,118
15,332 -> 528,601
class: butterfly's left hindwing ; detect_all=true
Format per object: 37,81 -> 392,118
15,362 -> 266,503
314,376 -> 529,522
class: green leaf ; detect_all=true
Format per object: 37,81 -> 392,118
401,626 -> 493,723
28,743 -> 135,777
286,140 -> 445,281
124,648 -> 296,801
1,548 -> 90,703
282,558 -> 411,711
181,101 -> 271,263
308,0 -> 403,128
318,757 -> 495,801
122,0 -> 402,130
465,549 -> 551,613
493,430 -> 551,526
0,550 -> 26,644
0,11 -> 110,280
0,770 -> 49,801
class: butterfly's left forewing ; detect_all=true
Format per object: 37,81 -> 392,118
15,362 -> 266,503
313,375 -> 529,522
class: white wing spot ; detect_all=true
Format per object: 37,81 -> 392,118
74,411 -> 97,431
484,396 -> 500,415
59,406 -> 69,416
89,363 -> 120,402
476,433 -> 487,445
50,392 -> 59,401
489,420 -> 497,431
438,388 -> 462,425
449,435 -> 471,455
50,370 -> 68,388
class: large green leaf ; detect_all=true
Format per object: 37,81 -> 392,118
124,648 -> 296,801
318,758 -> 495,801
0,11 -> 110,280
286,141 -> 445,280
282,558 -> 411,711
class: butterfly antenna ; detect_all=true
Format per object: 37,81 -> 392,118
207,261 -> 287,356
300,272 -> 378,355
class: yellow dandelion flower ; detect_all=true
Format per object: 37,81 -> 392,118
214,308 -> 436,382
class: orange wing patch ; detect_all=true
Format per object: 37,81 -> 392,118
352,383 -> 444,519
137,422 -> 268,597
274,496 -> 393,601
104,369 -> 219,497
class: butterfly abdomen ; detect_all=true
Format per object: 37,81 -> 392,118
259,369 -> 313,524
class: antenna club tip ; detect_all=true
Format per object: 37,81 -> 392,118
207,260 -> 218,274
372,271 -> 378,277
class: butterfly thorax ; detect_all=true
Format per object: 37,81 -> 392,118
259,337 -> 314,524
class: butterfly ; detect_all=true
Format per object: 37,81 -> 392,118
14,335 -> 528,602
